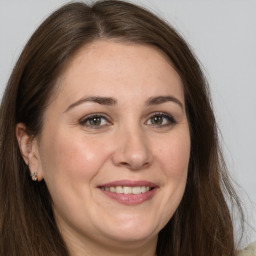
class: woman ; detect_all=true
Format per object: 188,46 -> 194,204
0,1 -> 251,255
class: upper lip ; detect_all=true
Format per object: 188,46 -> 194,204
98,180 -> 158,188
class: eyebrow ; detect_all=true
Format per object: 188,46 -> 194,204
146,96 -> 183,110
65,96 -> 117,112
65,95 -> 183,112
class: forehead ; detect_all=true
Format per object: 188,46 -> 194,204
54,40 -> 184,106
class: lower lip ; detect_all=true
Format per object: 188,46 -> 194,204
99,188 -> 157,205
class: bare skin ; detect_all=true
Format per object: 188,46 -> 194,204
17,41 -> 190,256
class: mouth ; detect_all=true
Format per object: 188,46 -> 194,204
99,186 -> 154,194
97,180 -> 158,205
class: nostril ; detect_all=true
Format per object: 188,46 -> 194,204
118,160 -> 150,170
111,137 -> 153,170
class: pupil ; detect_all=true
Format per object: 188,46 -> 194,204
90,117 -> 101,126
152,116 -> 163,125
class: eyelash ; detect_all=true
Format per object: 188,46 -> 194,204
79,112 -> 176,129
79,114 -> 111,129
146,112 -> 177,127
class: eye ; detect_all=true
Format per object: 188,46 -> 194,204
145,112 -> 176,127
79,114 -> 110,128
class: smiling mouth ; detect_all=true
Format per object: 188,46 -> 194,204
98,181 -> 158,205
99,186 -> 154,194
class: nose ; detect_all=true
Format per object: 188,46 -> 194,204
111,127 -> 153,170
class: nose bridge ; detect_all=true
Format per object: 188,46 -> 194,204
112,121 -> 152,170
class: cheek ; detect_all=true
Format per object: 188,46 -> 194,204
39,129 -> 111,184
154,128 -> 190,179
148,127 -> 190,229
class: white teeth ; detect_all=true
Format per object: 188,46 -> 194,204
123,186 -> 132,194
132,186 -> 141,194
116,186 -> 123,194
102,186 -> 151,194
110,187 -> 115,192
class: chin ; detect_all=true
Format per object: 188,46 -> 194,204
100,218 -> 160,244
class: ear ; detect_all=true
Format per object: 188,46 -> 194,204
16,123 -> 43,181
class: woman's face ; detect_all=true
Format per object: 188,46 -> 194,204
34,41 -> 190,252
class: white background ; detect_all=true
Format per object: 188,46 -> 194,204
0,0 -> 255,246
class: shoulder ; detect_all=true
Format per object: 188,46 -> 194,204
238,242 -> 256,256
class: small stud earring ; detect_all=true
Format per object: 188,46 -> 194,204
31,172 -> 38,181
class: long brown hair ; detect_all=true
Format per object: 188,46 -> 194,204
0,1 -> 243,255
